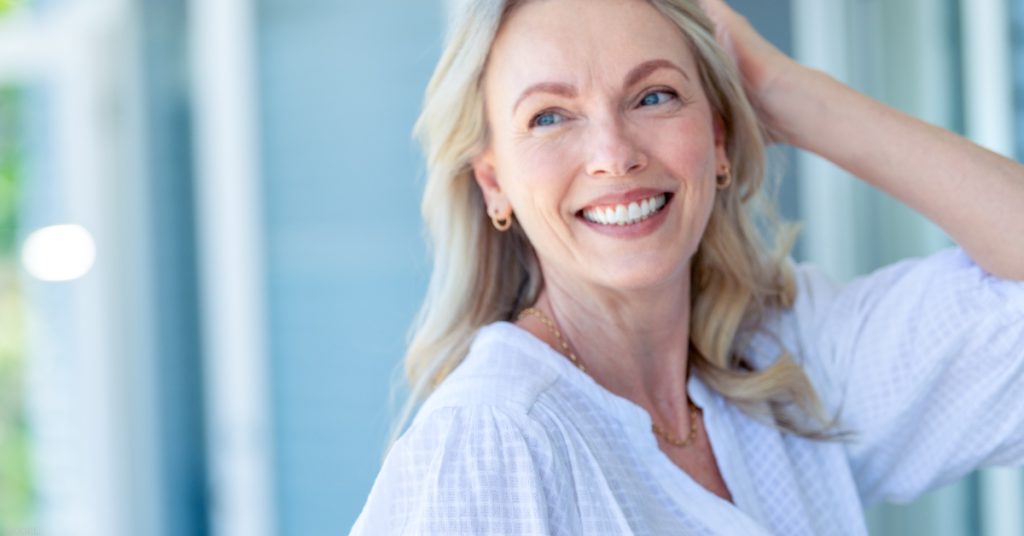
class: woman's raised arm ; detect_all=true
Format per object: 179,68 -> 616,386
702,0 -> 1024,280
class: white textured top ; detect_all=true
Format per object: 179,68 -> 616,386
350,248 -> 1024,535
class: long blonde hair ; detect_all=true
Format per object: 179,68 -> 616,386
386,0 -> 835,456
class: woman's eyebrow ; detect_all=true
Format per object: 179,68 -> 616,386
623,58 -> 690,88
512,82 -> 578,114
511,59 -> 689,115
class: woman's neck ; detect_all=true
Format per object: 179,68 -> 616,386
516,266 -> 694,430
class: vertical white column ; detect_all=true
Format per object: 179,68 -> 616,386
188,0 -> 277,533
962,0 -> 1015,156
791,0 -> 862,281
960,1 -> 1024,535
58,27 -> 127,536
110,1 -> 168,534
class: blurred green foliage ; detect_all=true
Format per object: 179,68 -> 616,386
0,87 -> 19,256
0,0 -> 22,17
0,86 -> 32,534
0,1 -> 14,17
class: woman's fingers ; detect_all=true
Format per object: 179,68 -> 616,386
698,0 -> 740,58
697,0 -> 734,20
698,0 -> 805,143
699,0 -> 782,90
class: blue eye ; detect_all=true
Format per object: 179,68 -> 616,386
640,90 -> 676,107
531,111 -> 564,128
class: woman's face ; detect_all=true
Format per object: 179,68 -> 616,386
474,0 -> 728,293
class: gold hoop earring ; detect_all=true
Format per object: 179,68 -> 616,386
490,208 -> 513,231
716,166 -> 732,190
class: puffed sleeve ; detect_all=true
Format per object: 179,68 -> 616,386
794,247 -> 1024,506
349,404 -> 564,536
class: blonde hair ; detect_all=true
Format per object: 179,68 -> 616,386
386,0 -> 836,456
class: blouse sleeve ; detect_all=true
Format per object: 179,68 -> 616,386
349,404 -> 564,536
794,247 -> 1024,506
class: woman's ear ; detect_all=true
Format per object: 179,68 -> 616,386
471,148 -> 508,211
712,115 -> 730,170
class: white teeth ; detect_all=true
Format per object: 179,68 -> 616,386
614,205 -> 627,224
582,194 -> 668,226
628,202 -> 641,221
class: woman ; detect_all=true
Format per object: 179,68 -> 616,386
352,0 -> 1024,533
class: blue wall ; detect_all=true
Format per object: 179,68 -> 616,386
255,1 -> 441,533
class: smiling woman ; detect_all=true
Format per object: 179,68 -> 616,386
350,0 -> 1024,534
411,0 -> 824,447
467,0 -> 829,449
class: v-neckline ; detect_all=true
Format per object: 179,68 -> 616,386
489,321 -> 771,533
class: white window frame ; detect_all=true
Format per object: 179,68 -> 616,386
0,0 -> 278,534
0,2 -> 160,535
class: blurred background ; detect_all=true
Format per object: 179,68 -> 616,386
0,0 -> 1021,535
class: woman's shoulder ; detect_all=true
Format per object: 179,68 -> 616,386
354,367 -> 566,535
409,322 -> 568,430
746,246 -> 1022,350
786,246 -> 1024,320
774,250 -> 1024,505
732,250 -> 965,409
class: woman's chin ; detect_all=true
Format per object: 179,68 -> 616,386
587,259 -> 690,295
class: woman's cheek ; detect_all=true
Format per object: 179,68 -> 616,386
519,140 -> 580,182
653,125 -> 716,175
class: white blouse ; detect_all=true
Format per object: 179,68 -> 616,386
350,248 -> 1024,535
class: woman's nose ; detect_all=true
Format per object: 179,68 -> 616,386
584,118 -> 648,177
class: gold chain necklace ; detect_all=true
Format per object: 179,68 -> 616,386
517,307 -> 699,448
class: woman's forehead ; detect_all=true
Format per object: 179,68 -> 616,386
486,0 -> 698,94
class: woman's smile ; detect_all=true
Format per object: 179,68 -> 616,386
576,190 -> 675,238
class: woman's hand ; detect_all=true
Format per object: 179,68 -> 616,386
702,0 -> 1024,281
699,0 -> 808,144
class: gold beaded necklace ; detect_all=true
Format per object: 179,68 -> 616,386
517,307 -> 700,448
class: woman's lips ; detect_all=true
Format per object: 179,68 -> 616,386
576,192 -> 674,237
580,192 -> 668,226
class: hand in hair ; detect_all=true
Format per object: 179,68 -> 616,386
698,0 -> 804,144
703,0 -> 1024,281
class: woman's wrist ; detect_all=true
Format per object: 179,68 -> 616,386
759,65 -> 842,150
